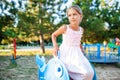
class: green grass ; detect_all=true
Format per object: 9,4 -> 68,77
7,61 -> 18,69
0,56 -> 8,61
115,63 -> 120,68
0,50 -> 53,56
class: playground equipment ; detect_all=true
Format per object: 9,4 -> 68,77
11,38 -> 20,63
11,38 -> 17,62
36,53 -> 97,80
83,43 -> 120,63
36,54 -> 70,80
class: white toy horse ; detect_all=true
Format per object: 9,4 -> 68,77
36,54 -> 70,80
36,53 -> 97,80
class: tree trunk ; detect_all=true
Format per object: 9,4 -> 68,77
39,33 -> 45,53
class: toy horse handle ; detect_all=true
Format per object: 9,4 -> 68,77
57,50 -> 60,59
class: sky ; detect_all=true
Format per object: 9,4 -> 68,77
105,0 -> 120,6
0,0 -> 120,25
53,0 -> 73,24
0,0 -> 73,25
0,0 -> 120,16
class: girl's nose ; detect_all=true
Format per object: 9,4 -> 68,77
71,15 -> 74,19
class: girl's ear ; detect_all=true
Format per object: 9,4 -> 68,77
79,15 -> 83,20
80,14 -> 83,18
79,14 -> 83,23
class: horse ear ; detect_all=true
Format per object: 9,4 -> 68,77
36,54 -> 46,74
36,54 -> 46,68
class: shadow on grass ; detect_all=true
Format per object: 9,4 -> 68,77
0,56 -> 17,69
0,56 -> 8,61
7,61 -> 17,69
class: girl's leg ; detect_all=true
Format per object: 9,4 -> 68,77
70,77 -> 73,80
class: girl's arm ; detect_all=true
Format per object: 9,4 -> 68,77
51,25 -> 66,57
80,44 -> 86,56
80,27 -> 86,56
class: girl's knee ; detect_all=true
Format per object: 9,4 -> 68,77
82,72 -> 89,78
70,77 -> 73,80
83,71 -> 94,80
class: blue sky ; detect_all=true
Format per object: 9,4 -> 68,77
0,0 -> 120,25
53,0 -> 73,24
105,0 -> 120,7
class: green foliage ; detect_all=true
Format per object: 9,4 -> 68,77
0,45 -> 4,49
0,0 -> 25,43
72,0 -> 120,43
0,0 -> 120,44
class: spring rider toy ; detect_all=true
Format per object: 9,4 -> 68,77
36,53 -> 97,80
36,54 -> 70,80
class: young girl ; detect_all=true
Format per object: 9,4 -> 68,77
51,5 -> 94,80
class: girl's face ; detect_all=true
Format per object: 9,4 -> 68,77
67,8 -> 83,26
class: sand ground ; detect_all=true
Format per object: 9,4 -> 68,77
0,56 -> 120,80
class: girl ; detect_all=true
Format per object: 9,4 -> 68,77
51,5 -> 94,80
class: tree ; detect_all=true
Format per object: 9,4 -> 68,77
0,0 -> 26,44
98,0 -> 120,38
72,0 -> 120,43
72,0 -> 105,43
17,0 -> 68,53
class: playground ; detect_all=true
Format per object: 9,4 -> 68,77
0,50 -> 120,80
0,38 -> 120,80
1,0 -> 120,79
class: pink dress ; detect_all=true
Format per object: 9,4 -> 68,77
59,25 -> 94,80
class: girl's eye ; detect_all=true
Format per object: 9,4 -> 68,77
73,13 -> 77,16
68,14 -> 71,17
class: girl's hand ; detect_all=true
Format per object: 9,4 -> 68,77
53,44 -> 59,57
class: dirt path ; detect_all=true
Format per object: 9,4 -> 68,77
0,56 -> 120,80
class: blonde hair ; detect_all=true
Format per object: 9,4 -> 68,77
67,5 -> 83,15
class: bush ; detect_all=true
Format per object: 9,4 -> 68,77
0,45 -> 5,49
